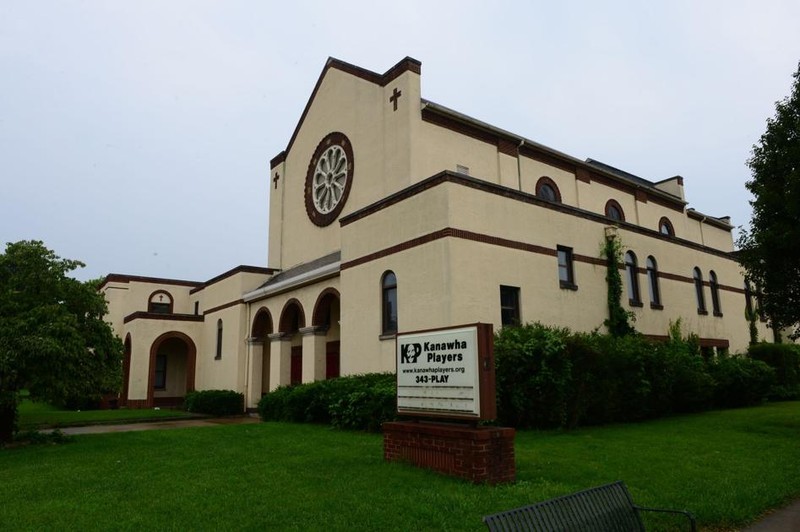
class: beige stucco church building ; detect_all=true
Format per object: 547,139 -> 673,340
100,56 -> 772,410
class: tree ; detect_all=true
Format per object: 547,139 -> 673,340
737,62 -> 800,339
0,241 -> 122,443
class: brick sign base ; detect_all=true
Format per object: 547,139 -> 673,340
383,421 -> 515,484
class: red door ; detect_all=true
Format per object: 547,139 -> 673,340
291,346 -> 302,385
326,341 -> 340,379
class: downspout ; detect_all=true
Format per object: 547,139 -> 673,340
517,139 -> 524,191
699,215 -> 707,246
244,302 -> 251,412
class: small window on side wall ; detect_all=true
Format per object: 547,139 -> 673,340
499,285 -> 520,327
694,267 -> 707,314
625,251 -> 642,306
605,200 -> 625,222
646,256 -> 662,309
659,217 -> 675,237
381,271 -> 398,335
557,245 -> 577,290
215,319 -> 223,359
536,177 -> 562,203
710,271 -> 722,316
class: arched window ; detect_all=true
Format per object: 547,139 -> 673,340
694,267 -> 707,314
605,200 -> 625,222
710,271 -> 722,316
215,319 -> 223,359
659,217 -> 675,237
148,290 -> 173,314
381,271 -> 397,335
535,177 -> 561,203
625,251 -> 642,306
646,256 -> 662,308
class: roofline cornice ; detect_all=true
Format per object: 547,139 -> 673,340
420,100 -> 688,209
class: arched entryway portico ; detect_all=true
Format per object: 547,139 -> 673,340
148,332 -> 197,407
247,307 -> 273,408
312,288 -> 341,379
279,299 -> 306,386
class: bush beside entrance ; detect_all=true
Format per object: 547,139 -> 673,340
257,373 -> 395,432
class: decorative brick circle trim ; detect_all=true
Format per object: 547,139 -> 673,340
305,132 -> 354,227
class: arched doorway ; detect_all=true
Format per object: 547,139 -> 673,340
279,299 -> 305,385
148,332 -> 197,407
313,288 -> 341,379
251,307 -> 273,398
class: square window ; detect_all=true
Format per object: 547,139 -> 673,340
557,246 -> 577,290
500,285 -> 520,327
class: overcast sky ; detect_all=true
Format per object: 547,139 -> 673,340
2,1 -> 799,282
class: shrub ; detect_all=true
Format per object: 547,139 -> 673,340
748,343 -> 800,400
494,322 -> 772,430
184,390 -> 243,416
258,373 -> 396,432
709,356 -> 774,408
494,323 -> 574,428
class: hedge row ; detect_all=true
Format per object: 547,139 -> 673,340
494,323 -> 776,429
255,327 -> 797,433
748,343 -> 800,400
184,389 -> 244,416
257,373 -> 395,432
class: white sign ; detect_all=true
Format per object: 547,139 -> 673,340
396,325 -> 481,417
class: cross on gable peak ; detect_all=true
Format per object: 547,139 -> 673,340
273,172 -> 280,189
389,87 -> 402,111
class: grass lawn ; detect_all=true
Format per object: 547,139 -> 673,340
2,402 -> 799,531
16,400 -> 196,430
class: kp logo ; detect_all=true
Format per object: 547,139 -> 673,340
400,343 -> 422,364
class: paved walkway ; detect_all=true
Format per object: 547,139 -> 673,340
57,415 -> 260,435
742,499 -> 800,531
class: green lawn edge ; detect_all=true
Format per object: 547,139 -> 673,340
2,401 -> 798,531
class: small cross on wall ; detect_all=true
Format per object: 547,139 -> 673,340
273,172 -> 280,189
389,87 -> 402,111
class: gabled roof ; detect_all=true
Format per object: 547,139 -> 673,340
270,56 -> 421,169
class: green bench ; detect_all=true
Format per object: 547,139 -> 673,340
483,481 -> 696,531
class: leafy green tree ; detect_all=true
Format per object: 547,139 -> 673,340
737,62 -> 800,339
0,241 -> 122,443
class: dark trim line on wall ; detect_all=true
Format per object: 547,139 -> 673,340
100,273 -> 200,291
341,171 -> 738,261
123,312 -> 204,324
204,299 -> 245,316
189,265 -> 277,295
340,225 -> 744,294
